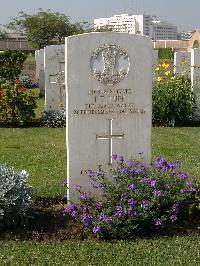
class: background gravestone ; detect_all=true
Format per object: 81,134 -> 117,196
152,49 -> 158,80
66,32 -> 152,202
191,48 -> 200,120
174,51 -> 191,77
35,49 -> 45,95
44,45 -> 65,111
152,50 -> 158,68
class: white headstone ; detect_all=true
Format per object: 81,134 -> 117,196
44,45 -> 65,111
152,50 -> 158,68
66,32 -> 152,202
191,48 -> 200,120
152,50 -> 158,80
174,51 -> 191,77
35,49 -> 45,95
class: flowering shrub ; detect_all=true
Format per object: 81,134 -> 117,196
153,63 -> 196,126
42,109 -> 66,127
0,80 -> 37,125
64,155 -> 198,239
0,165 -> 32,228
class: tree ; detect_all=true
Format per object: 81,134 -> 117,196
0,29 -> 8,39
7,9 -> 84,48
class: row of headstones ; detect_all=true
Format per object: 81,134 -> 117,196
35,45 -> 65,111
35,44 -> 158,113
174,49 -> 200,120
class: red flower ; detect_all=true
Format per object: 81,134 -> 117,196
18,87 -> 25,93
0,93 -> 3,97
15,80 -> 21,85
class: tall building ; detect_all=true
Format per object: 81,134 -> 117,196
94,14 -> 178,40
94,14 -> 152,36
150,20 -> 177,40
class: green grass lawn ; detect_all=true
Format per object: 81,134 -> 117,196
0,127 -> 200,198
0,128 -> 66,198
0,235 -> 199,265
0,127 -> 200,265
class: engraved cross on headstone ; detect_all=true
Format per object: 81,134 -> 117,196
96,119 -> 124,165
49,62 -> 65,105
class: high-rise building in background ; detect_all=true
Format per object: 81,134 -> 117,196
94,14 -> 152,36
94,14 -> 178,40
150,19 -> 177,40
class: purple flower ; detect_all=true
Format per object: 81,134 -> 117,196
150,180 -> 157,188
127,161 -> 133,167
127,198 -> 136,206
141,177 -> 151,185
98,214 -> 112,223
93,225 -> 101,234
75,185 -> 81,191
125,208 -> 137,218
82,205 -> 89,213
83,213 -> 93,227
112,154 -> 118,160
121,168 -> 129,174
98,182 -> 105,189
190,187 -> 196,192
80,192 -> 91,201
139,163 -> 148,170
128,183 -> 136,191
180,189 -> 186,194
87,170 -> 95,177
96,171 -> 103,177
169,215 -> 177,222
63,204 -> 77,216
95,202 -> 102,211
142,199 -> 151,208
179,172 -> 189,179
165,183 -> 171,189
63,181 -> 68,187
171,204 -> 179,214
119,155 -> 124,162
172,170 -> 178,176
153,190 -> 164,197
71,210 -> 79,217
141,177 -> 157,187
185,181 -> 192,187
114,206 -> 123,218
154,218 -> 162,227
131,168 -> 142,174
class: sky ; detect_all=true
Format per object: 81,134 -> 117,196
0,0 -> 200,32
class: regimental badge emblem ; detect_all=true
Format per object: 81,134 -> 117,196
90,44 -> 130,85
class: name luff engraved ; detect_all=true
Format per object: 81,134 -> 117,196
73,87 -> 146,115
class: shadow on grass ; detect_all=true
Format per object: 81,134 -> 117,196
0,199 -> 199,241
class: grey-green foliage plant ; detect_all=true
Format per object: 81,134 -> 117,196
153,76 -> 196,126
42,109 -> 66,127
0,165 -> 32,228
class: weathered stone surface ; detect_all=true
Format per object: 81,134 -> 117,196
174,51 -> 191,77
44,45 -> 65,111
35,49 -> 45,95
65,32 -> 152,202
191,48 -> 200,120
